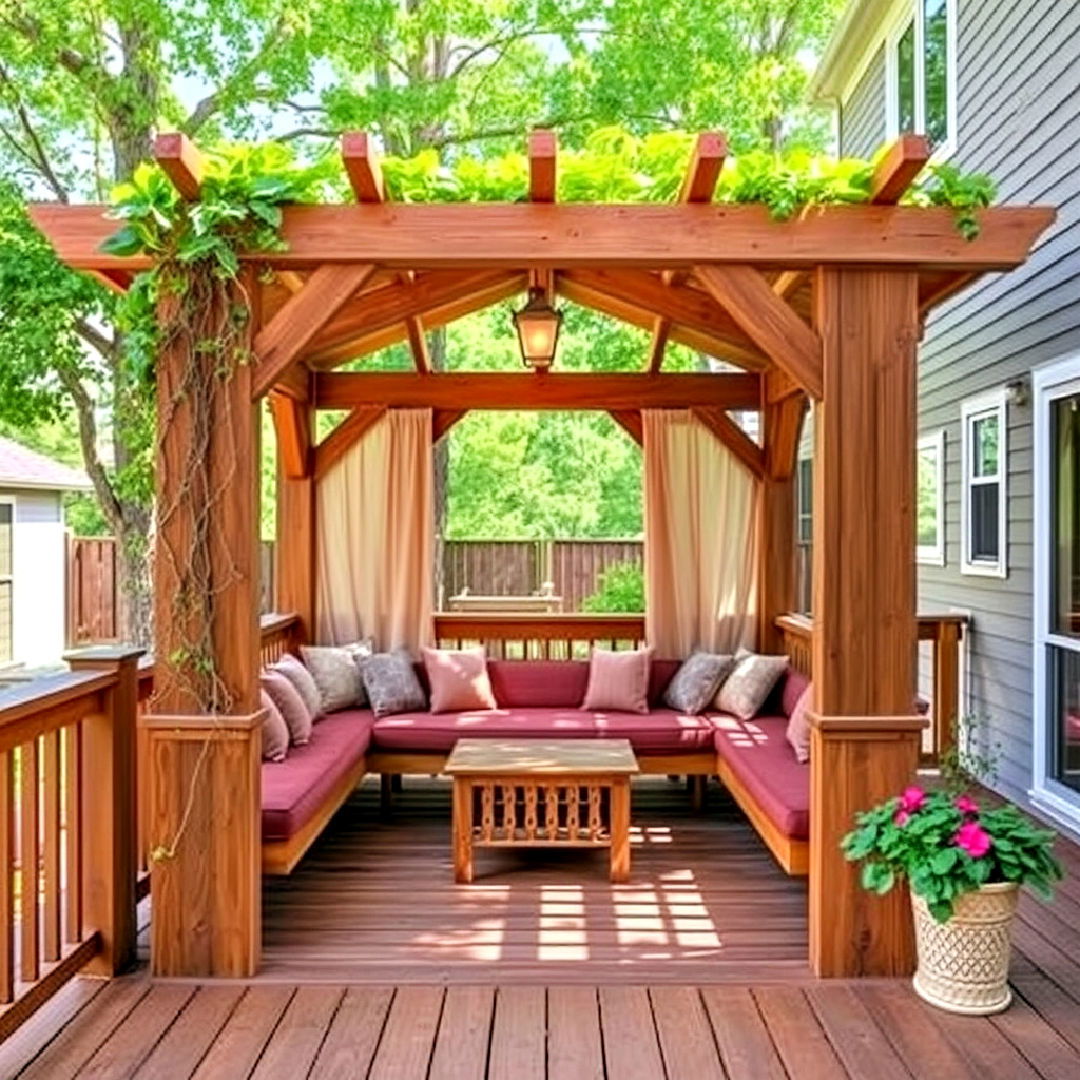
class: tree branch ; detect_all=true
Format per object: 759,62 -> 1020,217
74,318 -> 115,359
0,62 -> 70,202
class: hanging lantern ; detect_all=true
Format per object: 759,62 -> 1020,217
513,287 -> 563,370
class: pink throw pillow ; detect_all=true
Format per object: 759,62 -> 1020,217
581,647 -> 653,714
260,669 -> 313,746
273,653 -> 325,721
786,684 -> 812,764
260,689 -> 290,763
422,647 -> 497,713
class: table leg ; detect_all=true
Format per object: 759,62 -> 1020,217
453,777 -> 474,884
610,778 -> 631,884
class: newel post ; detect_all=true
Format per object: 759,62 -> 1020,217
809,268 -> 928,977
65,646 -> 144,976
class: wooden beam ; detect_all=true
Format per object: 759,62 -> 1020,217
528,130 -> 557,202
557,269 -> 768,370
275,271 -> 306,294
680,132 -> 727,203
275,392 -> 317,642
342,132 -> 386,203
252,263 -> 376,398
153,133 -> 204,200
307,270 -> 525,366
88,270 -> 133,295
608,410 -> 643,446
648,318 -> 670,373
405,316 -> 431,373
870,133 -> 931,204
432,409 -> 467,443
764,393 -> 807,482
771,271 -> 805,300
271,362 -> 311,403
695,265 -> 824,399
315,372 -> 761,412
31,203 -> 1056,274
313,406 -> 386,481
268,392 -> 311,480
919,270 -> 977,313
691,407 -> 765,480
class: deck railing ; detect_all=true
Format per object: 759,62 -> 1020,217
433,612 -> 647,659
775,612 -> 967,765
0,648 -> 141,1040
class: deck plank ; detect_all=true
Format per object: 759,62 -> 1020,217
249,986 -> 344,1080
701,986 -> 786,1080
752,987 -> 847,1080
132,986 -> 245,1080
367,987 -> 443,1080
650,987 -> 724,1080
805,984 -> 911,1080
191,986 -> 295,1080
934,1008 -> 1043,1080
989,993 -> 1080,1080
488,986 -> 545,1080
308,987 -> 393,1080
1010,963 -> 1080,1056
548,987 -> 603,1080
0,977 -> 104,1080
597,986 -> 666,1080
428,986 -> 494,1080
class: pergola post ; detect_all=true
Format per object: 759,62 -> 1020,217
808,268 -> 927,977
143,274 -> 264,978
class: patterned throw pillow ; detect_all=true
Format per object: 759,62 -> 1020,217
343,638 -> 374,706
274,653 -> 324,721
714,649 -> 789,721
581,647 -> 653,714
260,669 -> 313,746
260,689 -> 290,762
786,683 -> 813,764
664,652 -> 735,714
362,651 -> 428,718
300,645 -> 364,713
422,646 -> 497,713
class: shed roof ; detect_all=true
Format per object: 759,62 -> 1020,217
0,436 -> 92,492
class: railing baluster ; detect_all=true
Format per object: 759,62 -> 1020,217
42,731 -> 61,963
63,724 -> 82,945
0,752 -> 13,1003
20,739 -> 40,984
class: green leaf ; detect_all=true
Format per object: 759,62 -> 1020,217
100,225 -> 144,257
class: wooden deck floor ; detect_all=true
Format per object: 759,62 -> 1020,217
4,777 -> 1080,1078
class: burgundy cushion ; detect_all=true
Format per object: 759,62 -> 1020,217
487,661 -> 590,709
648,659 -> 682,705
371,706 -> 716,755
714,715 -> 809,840
261,709 -> 373,842
781,669 -> 811,718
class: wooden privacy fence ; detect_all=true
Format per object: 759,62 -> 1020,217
441,539 -> 643,611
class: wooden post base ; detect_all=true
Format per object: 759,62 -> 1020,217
809,713 -> 927,977
142,711 -> 263,978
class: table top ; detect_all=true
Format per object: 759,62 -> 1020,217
444,738 -> 639,776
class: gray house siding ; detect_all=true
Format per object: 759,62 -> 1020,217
821,0 -> 1080,818
839,45 -> 887,158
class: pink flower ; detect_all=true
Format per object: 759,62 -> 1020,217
954,821 -> 993,858
954,795 -> 980,815
898,786 -> 926,814
893,809 -> 911,827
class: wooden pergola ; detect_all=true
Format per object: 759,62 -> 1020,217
31,130 -> 1053,982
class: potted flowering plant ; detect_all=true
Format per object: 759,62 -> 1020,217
842,782 -> 1063,1014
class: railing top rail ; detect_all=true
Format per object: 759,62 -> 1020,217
261,611 -> 301,634
435,611 -> 644,626
776,611 -> 968,638
0,668 -> 114,729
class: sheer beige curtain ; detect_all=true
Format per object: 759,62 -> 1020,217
315,408 -> 433,652
643,409 -> 758,659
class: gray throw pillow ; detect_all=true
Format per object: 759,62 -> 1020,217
715,648 -> 789,721
664,651 -> 735,714
362,651 -> 427,718
300,644 -> 364,713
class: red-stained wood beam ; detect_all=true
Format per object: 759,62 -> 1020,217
609,410 -> 643,446
406,316 -> 431,373
680,132 -> 727,204
691,407 -> 765,480
153,133 -> 205,200
272,363 -> 312,403
870,133 -> 931,204
268,392 -> 311,480
342,132 -> 386,203
695,265 -> 823,399
647,317 -> 671,374
528,130 -> 557,203
252,263 -> 376,399
771,271 -> 805,300
88,270 -> 134,295
763,393 -> 808,482
313,406 -> 386,481
432,409 -> 467,443
276,271 -> 306,294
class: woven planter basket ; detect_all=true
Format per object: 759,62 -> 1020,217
910,882 -> 1018,1015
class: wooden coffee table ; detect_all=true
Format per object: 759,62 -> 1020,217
444,738 -> 639,884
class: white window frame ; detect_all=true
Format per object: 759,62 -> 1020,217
884,0 -> 958,161
916,429 -> 946,565
960,388 -> 1008,578
0,495 -> 13,665
1031,352 -> 1080,829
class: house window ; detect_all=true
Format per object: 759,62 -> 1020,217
917,430 -> 945,565
0,501 -> 11,662
887,0 -> 956,155
961,390 -> 1007,577
795,457 -> 813,614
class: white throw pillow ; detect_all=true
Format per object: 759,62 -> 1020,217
714,648 -> 789,721
300,644 -> 366,713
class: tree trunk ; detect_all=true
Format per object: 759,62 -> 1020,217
115,521 -> 153,649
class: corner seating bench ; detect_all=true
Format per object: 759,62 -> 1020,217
260,658 -> 812,877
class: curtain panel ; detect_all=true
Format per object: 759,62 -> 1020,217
315,408 -> 433,653
643,409 -> 758,659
